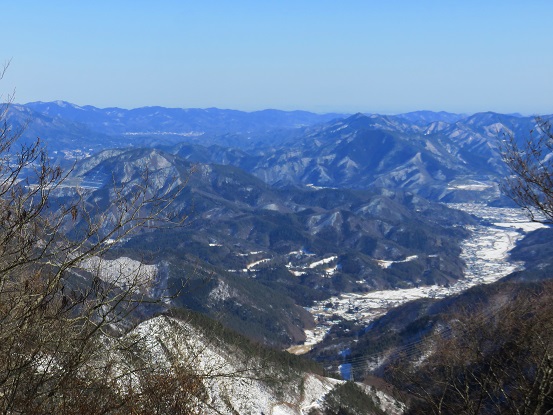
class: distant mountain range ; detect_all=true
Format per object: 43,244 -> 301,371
11,100 -> 553,347
168,110 -> 543,202
8,100 -> 553,410
18,101 -> 343,151
12,101 -> 548,204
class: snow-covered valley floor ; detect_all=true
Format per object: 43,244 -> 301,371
288,204 -> 547,354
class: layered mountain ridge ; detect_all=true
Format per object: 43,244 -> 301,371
14,101 -> 550,348
61,146 -> 472,347
8,100 -> 553,413
14,101 -> 549,204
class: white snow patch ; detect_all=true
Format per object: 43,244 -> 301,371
323,265 -> 339,277
79,256 -> 157,289
447,182 -> 493,191
247,258 -> 271,270
236,251 -> 264,257
376,255 -> 418,269
330,124 -> 348,133
494,221 -> 545,233
309,256 -> 338,269
424,140 -> 442,155
208,280 -> 237,302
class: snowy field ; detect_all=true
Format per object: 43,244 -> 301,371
289,204 -> 547,354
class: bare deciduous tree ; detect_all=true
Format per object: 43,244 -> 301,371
387,283 -> 553,415
502,117 -> 553,223
0,64 -> 212,414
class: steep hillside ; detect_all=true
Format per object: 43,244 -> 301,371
123,311 -> 404,415
252,114 -> 465,190
57,147 -> 473,347
506,228 -> 553,275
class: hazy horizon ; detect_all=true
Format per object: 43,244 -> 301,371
18,99 -> 543,118
3,1 -> 553,115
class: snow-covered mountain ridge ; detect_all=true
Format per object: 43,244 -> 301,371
127,315 -> 403,414
15,101 -> 551,204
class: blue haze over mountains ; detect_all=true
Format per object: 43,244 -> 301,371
13,100 -> 548,203
8,100 -> 553,351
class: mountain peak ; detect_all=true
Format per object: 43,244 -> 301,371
350,112 -> 370,119
342,112 -> 372,125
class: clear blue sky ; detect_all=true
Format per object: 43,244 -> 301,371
3,1 -> 553,114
